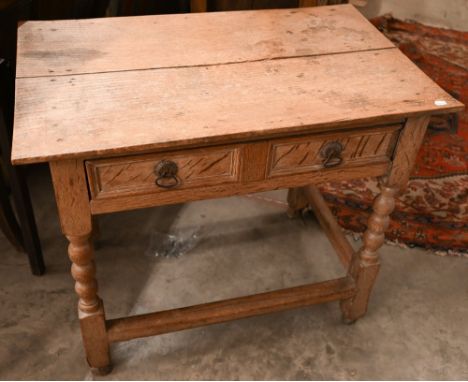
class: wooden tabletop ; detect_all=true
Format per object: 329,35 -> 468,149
12,5 -> 463,164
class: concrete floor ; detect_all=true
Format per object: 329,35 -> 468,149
1,166 -> 467,380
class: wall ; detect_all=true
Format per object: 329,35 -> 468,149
359,0 -> 468,31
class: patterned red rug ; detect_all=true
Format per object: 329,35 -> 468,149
319,16 -> 468,255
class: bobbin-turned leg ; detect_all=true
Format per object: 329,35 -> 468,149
340,115 -> 430,323
340,182 -> 397,323
50,159 -> 111,375
68,234 -> 111,375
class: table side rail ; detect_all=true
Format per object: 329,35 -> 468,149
107,276 -> 356,343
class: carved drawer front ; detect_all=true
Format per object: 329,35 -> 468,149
267,124 -> 401,178
86,146 -> 241,199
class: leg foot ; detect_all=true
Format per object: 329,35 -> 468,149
90,364 -> 113,376
342,315 -> 357,325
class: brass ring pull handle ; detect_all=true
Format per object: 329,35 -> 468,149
154,160 -> 180,189
320,141 -> 343,168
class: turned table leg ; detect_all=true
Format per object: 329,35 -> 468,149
340,182 -> 397,322
50,160 -> 111,375
68,233 -> 111,374
341,115 -> 430,322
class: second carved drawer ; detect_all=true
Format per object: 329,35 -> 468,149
266,124 -> 401,177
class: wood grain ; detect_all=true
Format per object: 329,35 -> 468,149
241,141 -> 269,183
49,160 -> 110,371
86,125 -> 398,201
89,161 -> 390,214
87,146 -> 241,199
49,160 -> 92,236
267,125 -> 400,177
340,182 -> 398,322
388,115 -> 431,191
107,277 -> 356,342
12,49 -> 462,165
286,187 -> 308,217
339,116 -> 432,322
16,4 -> 393,77
27,6 -> 464,375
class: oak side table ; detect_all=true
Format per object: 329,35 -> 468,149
12,5 -> 463,375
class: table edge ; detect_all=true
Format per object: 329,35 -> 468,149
11,107 -> 464,165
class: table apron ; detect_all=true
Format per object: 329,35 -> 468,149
87,124 -> 401,214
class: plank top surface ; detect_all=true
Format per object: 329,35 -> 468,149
12,5 -> 463,164
17,4 -> 393,77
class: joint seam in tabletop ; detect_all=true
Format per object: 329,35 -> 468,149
15,4 -> 395,78
15,46 -> 397,79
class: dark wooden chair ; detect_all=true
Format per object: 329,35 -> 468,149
0,59 -> 45,275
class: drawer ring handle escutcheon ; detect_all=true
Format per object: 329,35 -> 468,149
154,160 -> 180,189
320,141 -> 343,168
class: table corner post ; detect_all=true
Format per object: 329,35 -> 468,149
340,181 -> 397,323
49,159 -> 111,374
340,115 -> 430,322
